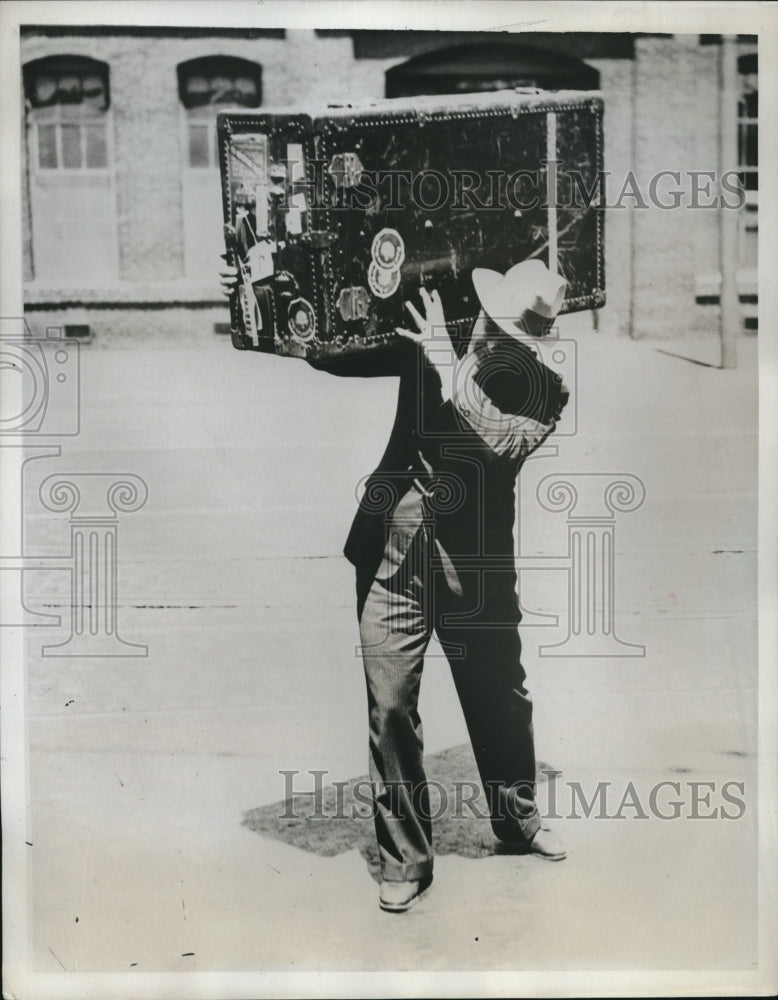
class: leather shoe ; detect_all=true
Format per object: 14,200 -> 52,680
378,875 -> 432,913
527,825 -> 566,861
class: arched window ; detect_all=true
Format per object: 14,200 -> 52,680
23,55 -> 111,171
385,42 -> 599,98
177,55 -> 262,169
177,56 -> 261,279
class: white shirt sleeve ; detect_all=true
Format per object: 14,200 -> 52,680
451,358 -> 558,461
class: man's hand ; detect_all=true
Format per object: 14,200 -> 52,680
219,263 -> 238,298
397,288 -> 458,402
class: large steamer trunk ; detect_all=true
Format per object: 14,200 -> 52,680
218,89 -> 604,360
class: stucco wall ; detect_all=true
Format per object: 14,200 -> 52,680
20,29 -> 753,341
631,36 -> 724,339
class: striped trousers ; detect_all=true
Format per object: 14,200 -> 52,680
355,487 -> 540,883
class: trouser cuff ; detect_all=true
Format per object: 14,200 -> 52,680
380,859 -> 434,883
492,805 -> 542,845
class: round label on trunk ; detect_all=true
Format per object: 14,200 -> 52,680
371,228 -> 405,271
287,297 -> 316,342
368,261 -> 401,299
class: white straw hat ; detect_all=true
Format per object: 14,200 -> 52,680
472,260 -> 566,337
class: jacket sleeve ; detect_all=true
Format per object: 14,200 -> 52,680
305,340 -> 413,380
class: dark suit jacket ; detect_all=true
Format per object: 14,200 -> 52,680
309,337 -> 562,624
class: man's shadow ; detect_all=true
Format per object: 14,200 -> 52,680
242,743 -> 554,882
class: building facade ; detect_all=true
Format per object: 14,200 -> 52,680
19,27 -> 757,342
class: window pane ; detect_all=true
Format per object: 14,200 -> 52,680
33,73 -> 57,107
739,170 -> 758,192
82,72 -> 108,112
185,74 -> 211,108
38,124 -> 57,168
58,73 -> 82,104
233,75 -> 260,105
745,124 -> 758,167
84,123 -> 107,167
739,122 -> 758,169
61,123 -> 82,168
211,75 -> 231,102
188,124 -> 210,167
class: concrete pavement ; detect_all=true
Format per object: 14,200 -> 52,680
13,319 -> 760,988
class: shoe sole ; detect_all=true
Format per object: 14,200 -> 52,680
379,881 -> 432,913
495,842 -> 567,861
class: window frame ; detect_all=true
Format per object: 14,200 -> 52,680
181,111 -> 222,172
31,109 -> 114,176
24,55 -> 114,176
737,51 -> 758,206
177,55 -> 262,172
